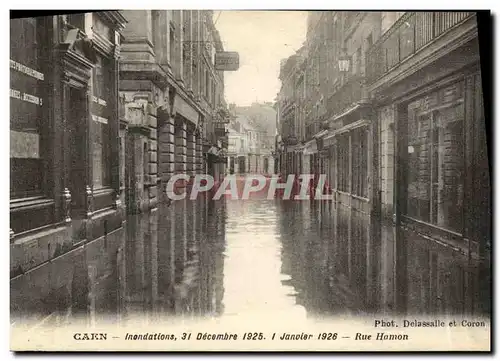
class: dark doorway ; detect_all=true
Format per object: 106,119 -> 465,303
238,156 -> 246,174
68,86 -> 88,220
230,157 -> 235,174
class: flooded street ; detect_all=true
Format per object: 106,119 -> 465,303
106,198 -> 490,326
10,197 -> 491,328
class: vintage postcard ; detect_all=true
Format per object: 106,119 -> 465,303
9,9 -> 491,352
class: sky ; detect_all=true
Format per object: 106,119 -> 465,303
215,11 -> 307,106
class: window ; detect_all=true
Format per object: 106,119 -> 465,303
355,47 -> 362,75
201,67 -> 206,97
351,127 -> 368,198
182,11 -> 190,82
10,17 -> 47,198
205,70 -> 210,99
381,12 -> 405,35
406,82 -> 465,233
67,13 -> 85,30
169,23 -> 176,70
337,134 -> 350,192
91,55 -> 112,189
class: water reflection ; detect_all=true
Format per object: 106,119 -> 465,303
11,196 -> 490,327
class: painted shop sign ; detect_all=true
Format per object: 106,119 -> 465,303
10,89 -> 43,106
92,114 -> 108,124
10,58 -> 45,160
92,96 -> 108,107
10,60 -> 44,81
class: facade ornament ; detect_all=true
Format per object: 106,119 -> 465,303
86,185 -> 93,218
63,187 -> 72,223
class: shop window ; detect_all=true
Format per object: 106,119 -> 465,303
10,17 -> 47,198
406,82 -> 465,233
91,55 -> 112,189
351,127 -> 368,198
336,134 -> 350,192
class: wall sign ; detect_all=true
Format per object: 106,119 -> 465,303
10,60 -> 44,81
10,89 -> 43,106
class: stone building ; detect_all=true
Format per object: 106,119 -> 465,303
276,11 -> 490,314
276,49 -> 306,176
366,12 -> 489,282
119,10 -> 229,213
227,114 -> 274,175
10,12 -> 128,324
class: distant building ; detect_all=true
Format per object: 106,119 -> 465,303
226,113 -> 274,175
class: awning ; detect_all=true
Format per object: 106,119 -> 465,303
324,119 -> 370,141
313,129 -> 329,139
325,103 -> 361,124
303,139 -> 317,155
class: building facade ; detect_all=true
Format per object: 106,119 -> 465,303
276,49 -> 305,177
366,12 -> 489,259
10,12 -> 128,323
276,11 -> 489,262
227,114 -> 274,175
119,10 -> 229,212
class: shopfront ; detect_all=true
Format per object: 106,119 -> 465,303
10,16 -> 55,237
394,67 -> 489,253
10,12 -> 126,266
323,118 -> 372,214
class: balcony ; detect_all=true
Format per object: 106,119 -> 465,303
326,75 -> 365,117
366,12 -> 475,84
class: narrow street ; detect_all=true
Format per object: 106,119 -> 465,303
28,197 -> 484,327
9,11 -> 491,352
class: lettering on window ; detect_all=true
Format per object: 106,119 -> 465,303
10,89 -> 43,106
10,60 -> 44,81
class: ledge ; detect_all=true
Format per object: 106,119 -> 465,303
10,197 -> 55,212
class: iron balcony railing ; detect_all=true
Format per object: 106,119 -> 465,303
366,11 -> 475,84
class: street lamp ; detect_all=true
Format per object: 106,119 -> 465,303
338,48 -> 351,73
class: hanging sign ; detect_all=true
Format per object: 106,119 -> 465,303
215,52 -> 240,71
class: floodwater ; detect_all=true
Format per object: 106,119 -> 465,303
10,197 -> 491,327
117,197 -> 491,324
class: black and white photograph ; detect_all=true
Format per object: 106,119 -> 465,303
8,9 -> 492,352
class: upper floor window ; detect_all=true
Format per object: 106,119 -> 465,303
169,23 -> 176,68
67,13 -> 85,30
381,12 -> 405,35
91,55 -> 112,188
355,47 -> 362,75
